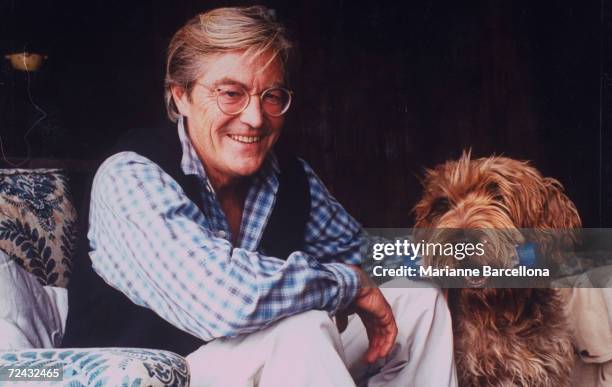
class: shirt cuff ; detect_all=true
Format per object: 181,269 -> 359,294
324,263 -> 360,313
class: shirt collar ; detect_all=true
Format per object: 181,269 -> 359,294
178,116 -> 207,178
177,117 -> 280,189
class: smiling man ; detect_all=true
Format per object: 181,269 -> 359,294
63,6 -> 456,386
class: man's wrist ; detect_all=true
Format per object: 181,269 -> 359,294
348,264 -> 377,292
325,263 -> 361,312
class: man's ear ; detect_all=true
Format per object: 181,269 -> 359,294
171,84 -> 191,117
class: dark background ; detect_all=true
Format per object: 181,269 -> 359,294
1,0 -> 611,227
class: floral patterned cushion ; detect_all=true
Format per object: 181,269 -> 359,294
0,169 -> 76,288
0,348 -> 189,386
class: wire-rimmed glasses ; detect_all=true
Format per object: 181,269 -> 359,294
199,82 -> 293,117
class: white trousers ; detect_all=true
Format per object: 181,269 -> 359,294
187,281 -> 457,387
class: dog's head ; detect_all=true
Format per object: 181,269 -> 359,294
413,151 -> 581,273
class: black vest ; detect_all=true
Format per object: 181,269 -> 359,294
62,123 -> 310,356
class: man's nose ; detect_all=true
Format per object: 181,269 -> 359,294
239,96 -> 264,128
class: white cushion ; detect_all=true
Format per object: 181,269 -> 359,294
0,250 -> 68,349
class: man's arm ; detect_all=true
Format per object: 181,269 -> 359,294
88,152 -> 360,341
300,160 -> 364,265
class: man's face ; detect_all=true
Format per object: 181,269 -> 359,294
172,51 -> 286,182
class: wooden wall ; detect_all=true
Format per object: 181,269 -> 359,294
0,0 -> 608,226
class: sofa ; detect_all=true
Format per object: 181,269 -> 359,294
0,168 -> 190,386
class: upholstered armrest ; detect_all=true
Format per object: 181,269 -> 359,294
0,348 -> 189,386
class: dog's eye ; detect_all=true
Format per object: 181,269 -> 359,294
486,182 -> 500,194
485,182 -> 505,202
431,198 -> 450,215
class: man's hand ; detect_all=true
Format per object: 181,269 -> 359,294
342,266 -> 398,364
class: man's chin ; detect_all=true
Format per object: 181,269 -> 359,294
229,159 -> 265,177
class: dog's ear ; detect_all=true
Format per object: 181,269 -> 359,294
532,177 -> 582,270
538,178 -> 581,229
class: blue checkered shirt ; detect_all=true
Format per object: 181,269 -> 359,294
88,120 -> 363,341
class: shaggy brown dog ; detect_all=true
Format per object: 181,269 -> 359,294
413,152 -> 579,387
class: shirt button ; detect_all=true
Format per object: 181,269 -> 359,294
216,230 -> 226,238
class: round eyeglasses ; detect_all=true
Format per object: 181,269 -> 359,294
199,82 -> 293,117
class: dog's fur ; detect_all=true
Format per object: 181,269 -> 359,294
414,152 -> 579,387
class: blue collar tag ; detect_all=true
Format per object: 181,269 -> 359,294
516,242 -> 537,267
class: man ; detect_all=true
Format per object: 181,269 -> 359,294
63,6 -> 456,386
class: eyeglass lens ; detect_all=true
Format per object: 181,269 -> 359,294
215,84 -> 291,116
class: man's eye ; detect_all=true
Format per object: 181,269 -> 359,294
263,91 -> 283,105
217,87 -> 244,103
223,91 -> 241,97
